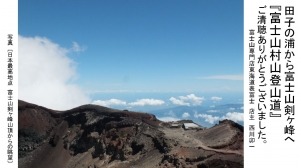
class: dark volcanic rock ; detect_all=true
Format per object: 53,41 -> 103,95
18,100 -> 243,168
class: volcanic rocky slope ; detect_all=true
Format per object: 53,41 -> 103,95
19,100 -> 243,168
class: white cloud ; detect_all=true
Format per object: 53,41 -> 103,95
194,110 -> 243,124
221,112 -> 244,122
229,108 -> 235,110
71,41 -> 87,52
92,99 -> 126,107
157,117 -> 180,122
179,94 -> 204,105
169,97 -> 190,106
194,111 -> 220,124
210,105 -> 215,108
211,96 -> 222,101
182,112 -> 190,118
200,75 -> 243,80
207,110 -> 218,113
19,35 -> 90,110
240,106 -> 244,110
128,99 -> 165,106
169,94 -> 204,106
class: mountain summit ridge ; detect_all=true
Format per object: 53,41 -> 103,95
18,100 -> 243,168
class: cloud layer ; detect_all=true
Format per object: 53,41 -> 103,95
128,99 -> 165,106
169,97 -> 190,106
169,94 -> 204,106
92,98 -> 165,107
19,35 -> 91,110
157,117 -> 180,122
92,99 -> 126,107
194,113 -> 220,124
211,96 -> 222,101
194,111 -> 244,124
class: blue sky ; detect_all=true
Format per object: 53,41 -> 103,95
19,1 -> 244,125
